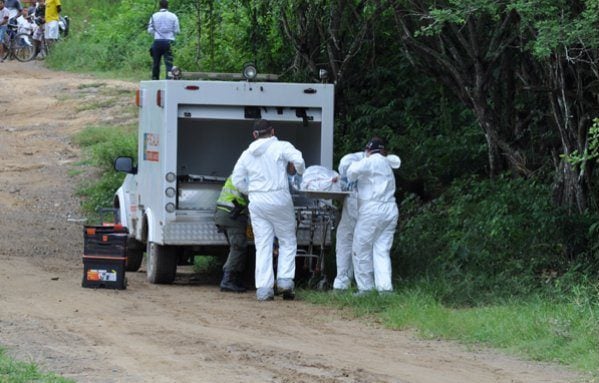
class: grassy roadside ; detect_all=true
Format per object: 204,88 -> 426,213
0,348 -> 74,383
301,287 -> 599,378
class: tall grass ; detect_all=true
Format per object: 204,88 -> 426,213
72,125 -> 137,218
0,348 -> 74,383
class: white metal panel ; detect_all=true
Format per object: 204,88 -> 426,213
177,105 -> 323,122
130,79 -> 335,248
178,183 -> 222,211
164,80 -> 333,108
163,221 -> 228,245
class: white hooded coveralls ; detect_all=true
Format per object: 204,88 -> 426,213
335,153 -> 401,290
231,136 -> 305,292
333,151 -> 363,290
347,152 -> 399,292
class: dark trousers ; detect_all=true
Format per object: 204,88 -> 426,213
214,209 -> 249,273
151,39 -> 173,80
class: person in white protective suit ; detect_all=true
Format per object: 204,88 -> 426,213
232,119 -> 305,301
346,137 -> 400,294
334,147 -> 401,291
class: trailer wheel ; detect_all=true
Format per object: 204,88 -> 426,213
125,238 -> 144,272
146,242 -> 177,284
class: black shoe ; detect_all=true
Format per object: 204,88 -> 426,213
276,278 -> 295,300
220,271 -> 247,293
281,289 -> 295,300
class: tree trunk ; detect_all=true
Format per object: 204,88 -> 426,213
546,52 -> 593,213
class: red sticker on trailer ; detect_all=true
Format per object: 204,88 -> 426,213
143,133 -> 160,162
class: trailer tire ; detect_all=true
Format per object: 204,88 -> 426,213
146,242 -> 177,284
125,238 -> 144,272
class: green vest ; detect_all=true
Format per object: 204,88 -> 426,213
216,177 -> 248,212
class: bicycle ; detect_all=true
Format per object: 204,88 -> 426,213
33,27 -> 49,60
1,23 -> 36,62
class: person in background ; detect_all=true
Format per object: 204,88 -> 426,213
43,0 -> 58,42
147,0 -> 179,80
347,137 -> 400,295
332,151 -> 363,291
5,0 -> 22,19
333,144 -> 401,291
0,0 -> 9,62
16,6 -> 33,35
26,1 -> 35,16
232,119 -> 305,301
215,176 -> 250,293
30,0 -> 43,58
32,0 -> 42,23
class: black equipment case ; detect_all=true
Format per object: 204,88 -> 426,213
82,225 -> 128,289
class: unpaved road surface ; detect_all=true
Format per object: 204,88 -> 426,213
0,61 -> 584,383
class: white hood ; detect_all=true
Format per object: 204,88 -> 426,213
247,136 -> 277,157
232,136 -> 305,197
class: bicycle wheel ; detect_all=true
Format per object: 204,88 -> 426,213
1,34 -> 9,61
13,33 -> 35,62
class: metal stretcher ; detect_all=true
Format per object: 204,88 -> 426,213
293,190 -> 349,289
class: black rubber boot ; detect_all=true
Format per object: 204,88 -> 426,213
220,271 -> 247,293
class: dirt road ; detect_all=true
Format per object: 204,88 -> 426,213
0,61 -> 582,383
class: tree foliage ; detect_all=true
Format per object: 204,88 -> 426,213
383,0 -> 599,212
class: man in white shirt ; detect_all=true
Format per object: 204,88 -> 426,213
16,6 -> 32,34
147,0 -> 179,80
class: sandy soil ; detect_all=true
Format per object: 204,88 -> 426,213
0,60 -> 585,383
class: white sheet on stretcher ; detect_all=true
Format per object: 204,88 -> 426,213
300,165 -> 341,192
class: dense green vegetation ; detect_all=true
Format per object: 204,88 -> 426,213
53,0 -> 599,376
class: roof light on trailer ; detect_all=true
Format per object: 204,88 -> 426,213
319,69 -> 329,82
242,62 -> 257,81
170,66 -> 182,80
185,85 -> 200,91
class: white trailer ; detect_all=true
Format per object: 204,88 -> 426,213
114,74 -> 335,284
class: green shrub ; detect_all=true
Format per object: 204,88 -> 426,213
74,125 -> 137,217
397,176 -> 597,305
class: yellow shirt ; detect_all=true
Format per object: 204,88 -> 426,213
45,0 -> 61,22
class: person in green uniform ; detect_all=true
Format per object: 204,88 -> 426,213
215,176 -> 250,292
